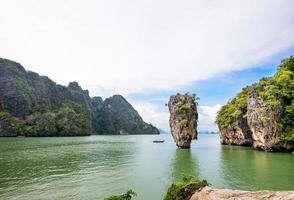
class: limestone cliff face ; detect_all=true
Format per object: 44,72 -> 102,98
219,111 -> 253,146
217,88 -> 253,146
216,57 -> 294,151
217,87 -> 285,151
168,94 -> 198,148
247,88 -> 284,151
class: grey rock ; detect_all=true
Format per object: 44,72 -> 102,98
190,187 -> 294,200
219,111 -> 253,146
247,88 -> 284,151
168,94 -> 198,148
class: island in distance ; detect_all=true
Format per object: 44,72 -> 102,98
0,58 -> 159,137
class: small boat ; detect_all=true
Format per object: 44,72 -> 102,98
153,140 -> 165,143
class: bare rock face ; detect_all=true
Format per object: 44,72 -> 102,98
247,89 -> 284,151
219,112 -> 253,146
190,187 -> 294,200
217,88 -> 253,147
168,94 -> 198,148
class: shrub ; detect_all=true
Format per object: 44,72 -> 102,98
216,89 -> 247,128
180,118 -> 188,127
176,101 -> 189,114
163,175 -> 209,200
276,133 -> 294,150
55,101 -> 91,136
191,93 -> 200,105
0,112 -> 24,134
104,190 -> 136,200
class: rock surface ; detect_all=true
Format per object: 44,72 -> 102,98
0,57 -> 159,136
247,87 -> 284,151
219,112 -> 253,146
190,187 -> 294,200
168,94 -> 198,148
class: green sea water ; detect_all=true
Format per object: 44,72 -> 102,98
0,134 -> 293,200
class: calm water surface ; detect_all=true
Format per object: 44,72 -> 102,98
0,134 -> 293,200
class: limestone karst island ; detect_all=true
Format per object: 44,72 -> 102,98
0,1 -> 294,200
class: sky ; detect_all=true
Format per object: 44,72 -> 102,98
0,0 -> 294,131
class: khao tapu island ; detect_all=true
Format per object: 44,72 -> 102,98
0,1 -> 293,200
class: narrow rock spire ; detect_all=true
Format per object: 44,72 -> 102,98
168,94 -> 198,148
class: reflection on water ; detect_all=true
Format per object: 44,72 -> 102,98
170,149 -> 199,181
220,145 -> 294,190
0,134 -> 293,200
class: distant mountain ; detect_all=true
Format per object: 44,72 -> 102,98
0,58 -> 159,136
198,131 -> 219,134
159,129 -> 170,134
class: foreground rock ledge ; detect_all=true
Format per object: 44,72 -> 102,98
190,187 -> 294,200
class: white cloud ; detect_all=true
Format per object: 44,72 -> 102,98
198,104 -> 222,131
132,101 -> 170,131
0,0 -> 293,97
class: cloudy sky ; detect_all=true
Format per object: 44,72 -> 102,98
1,0 -> 294,131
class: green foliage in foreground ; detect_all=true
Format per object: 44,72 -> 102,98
163,175 -> 209,200
104,190 -> 136,200
103,176 -> 208,200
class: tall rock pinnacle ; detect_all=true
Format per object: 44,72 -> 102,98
168,94 -> 198,148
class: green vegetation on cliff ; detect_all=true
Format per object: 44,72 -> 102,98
93,95 -> 158,135
175,93 -> 199,128
0,58 -> 159,136
0,112 -> 22,136
254,57 -> 294,147
273,58 -> 294,141
216,56 -> 294,150
216,88 -> 248,128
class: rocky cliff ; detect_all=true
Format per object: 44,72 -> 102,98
0,57 -> 159,136
168,94 -> 198,148
216,56 -> 294,151
217,88 -> 253,146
